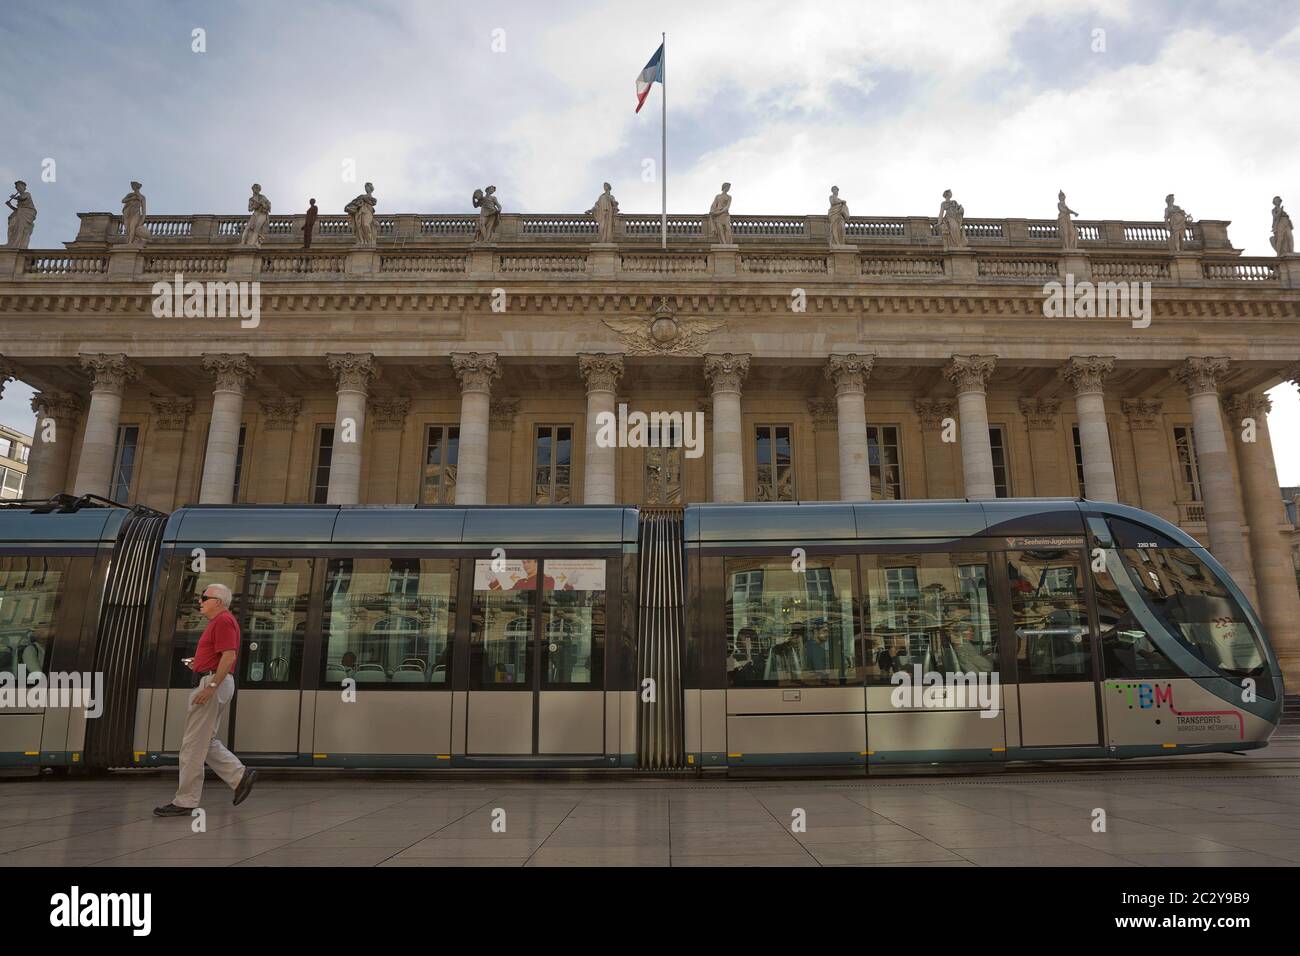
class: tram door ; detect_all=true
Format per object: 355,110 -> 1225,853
230,557 -> 313,755
465,557 -> 606,756
1005,548 -> 1101,748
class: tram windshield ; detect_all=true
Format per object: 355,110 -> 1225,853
1118,547 -> 1271,690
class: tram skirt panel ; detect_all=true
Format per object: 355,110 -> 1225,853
636,510 -> 687,769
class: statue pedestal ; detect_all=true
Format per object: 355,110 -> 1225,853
346,249 -> 379,277
1277,254 -> 1300,290
227,248 -> 259,279
830,247 -> 859,280
710,243 -> 739,277
469,245 -> 496,279
0,250 -> 18,279
1059,252 -> 1091,284
107,247 -> 141,280
589,242 -> 618,277
944,249 -> 977,281
1170,253 -> 1202,285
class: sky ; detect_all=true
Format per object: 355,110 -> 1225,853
0,0 -> 1297,480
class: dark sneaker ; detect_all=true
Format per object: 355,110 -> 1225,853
233,768 -> 257,806
153,803 -> 192,817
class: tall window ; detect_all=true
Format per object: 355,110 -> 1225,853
312,426 -> 335,504
988,426 -> 1010,498
755,424 -> 794,501
645,420 -> 683,505
0,437 -> 10,459
17,443 -> 29,464
1173,426 -> 1202,501
867,425 -> 902,499
422,425 -> 459,504
1071,425 -> 1087,496
110,425 -> 140,502
232,424 -> 248,501
534,425 -> 572,505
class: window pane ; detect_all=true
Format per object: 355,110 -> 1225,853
239,558 -> 312,686
1072,425 -> 1087,497
471,558 -> 535,686
0,556 -> 71,677
322,558 -> 456,685
232,425 -> 247,501
1095,561 -> 1179,679
862,554 -> 997,684
423,426 -> 460,504
0,438 -> 10,458
111,426 -> 139,501
542,560 -> 605,687
988,428 -> 1008,498
726,556 -> 857,687
1,469 -> 22,494
1008,549 -> 1093,681
314,427 -> 335,504
170,559 -> 245,687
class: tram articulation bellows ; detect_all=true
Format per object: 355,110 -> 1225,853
635,508 -> 687,769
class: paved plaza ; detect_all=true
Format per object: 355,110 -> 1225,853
4,740 -> 1300,867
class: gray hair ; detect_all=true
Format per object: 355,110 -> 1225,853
204,582 -> 233,607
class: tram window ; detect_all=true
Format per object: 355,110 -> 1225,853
724,556 -> 858,687
470,558 -> 539,687
541,560 -> 606,688
243,558 -> 312,687
1093,563 -> 1179,680
1119,547 -> 1271,694
1007,550 -> 1093,682
322,558 -> 456,686
170,558 -> 245,688
0,556 -> 70,677
860,553 -> 997,684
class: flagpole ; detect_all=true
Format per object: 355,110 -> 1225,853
661,32 -> 667,250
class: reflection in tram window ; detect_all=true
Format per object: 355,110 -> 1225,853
1120,547 -> 1269,690
724,556 -> 856,687
1008,550 -> 1093,681
541,560 -> 605,687
244,558 -> 312,686
471,558 -> 534,686
860,553 -> 997,683
322,558 -> 456,685
0,556 -> 68,677
171,558 -> 245,687
1093,563 -> 1179,679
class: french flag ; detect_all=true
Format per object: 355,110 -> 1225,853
635,43 -> 664,113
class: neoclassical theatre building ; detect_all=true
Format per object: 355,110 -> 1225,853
1,191 -> 1299,676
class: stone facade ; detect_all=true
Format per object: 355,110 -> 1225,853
1,203 -> 1299,676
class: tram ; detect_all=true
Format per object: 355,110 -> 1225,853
0,495 -> 1281,772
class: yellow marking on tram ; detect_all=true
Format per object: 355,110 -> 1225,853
23,751 -> 38,756
313,753 -> 328,759
686,754 -> 695,764
71,753 -> 80,762
134,751 -> 146,762
436,755 -> 451,760
1162,743 -> 1177,749
861,750 -> 873,756
727,753 -> 742,758
992,747 -> 1006,753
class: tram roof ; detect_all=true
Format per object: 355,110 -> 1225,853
0,505 -> 127,544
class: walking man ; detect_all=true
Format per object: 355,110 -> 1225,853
154,582 -> 256,816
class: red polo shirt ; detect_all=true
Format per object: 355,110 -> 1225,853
192,610 -> 240,673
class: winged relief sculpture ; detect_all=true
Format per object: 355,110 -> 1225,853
602,297 -> 726,355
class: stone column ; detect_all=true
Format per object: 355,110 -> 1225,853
367,397 -> 410,504
325,353 -> 378,505
1060,355 -> 1118,502
825,354 -> 875,501
451,352 -> 500,506
26,392 -> 84,499
578,353 -> 624,505
1120,399 -> 1178,525
943,355 -> 997,500
1171,358 -> 1254,594
198,353 -> 254,504
1225,391 -> 1300,662
703,353 -> 750,503
1019,398 -> 1064,496
915,399 -> 957,498
72,353 -> 138,498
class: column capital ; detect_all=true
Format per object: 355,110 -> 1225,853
914,398 -> 954,429
577,353 -> 625,393
489,397 -> 520,430
1171,356 -> 1230,397
1121,398 -> 1164,429
150,396 -> 194,431
79,353 -> 139,395
807,398 -> 837,430
451,351 -> 501,394
0,355 -> 15,400
32,390 -> 84,422
943,354 -> 997,394
369,396 -> 410,431
1059,355 -> 1115,395
825,353 -> 875,397
704,353 -> 750,394
1224,391 -> 1271,422
327,352 -> 379,394
258,397 -> 301,431
201,352 -> 255,394
1018,397 -> 1062,430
